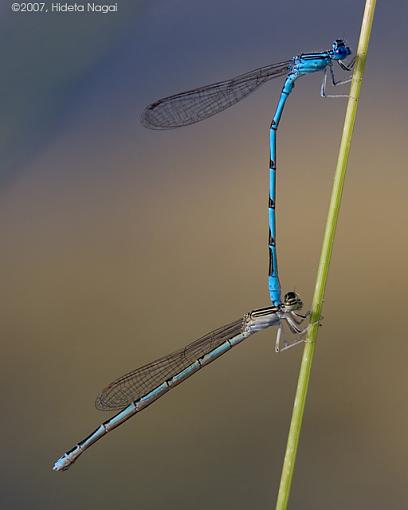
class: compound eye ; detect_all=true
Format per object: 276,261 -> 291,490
333,39 -> 346,53
284,291 -> 296,302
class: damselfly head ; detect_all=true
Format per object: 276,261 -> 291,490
331,39 -> 352,60
282,291 -> 303,311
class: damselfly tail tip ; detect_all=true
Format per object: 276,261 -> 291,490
53,455 -> 70,472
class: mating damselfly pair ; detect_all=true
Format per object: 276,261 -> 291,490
53,39 -> 353,472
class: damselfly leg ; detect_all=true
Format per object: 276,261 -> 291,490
338,56 -> 356,72
275,312 -> 322,352
320,57 -> 356,98
275,319 -> 308,352
289,310 -> 311,324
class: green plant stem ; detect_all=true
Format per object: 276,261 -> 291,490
275,2 -> 377,509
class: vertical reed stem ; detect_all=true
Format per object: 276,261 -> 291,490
275,2 -> 377,508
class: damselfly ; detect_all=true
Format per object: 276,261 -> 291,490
53,292 -> 309,471
142,39 -> 353,307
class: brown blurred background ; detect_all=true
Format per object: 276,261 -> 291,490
1,1 -> 407,508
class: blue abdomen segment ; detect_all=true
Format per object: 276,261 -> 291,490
268,75 -> 296,306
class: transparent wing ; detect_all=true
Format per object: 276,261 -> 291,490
141,60 -> 292,129
96,316 -> 247,410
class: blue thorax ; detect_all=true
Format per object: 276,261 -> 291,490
290,39 -> 351,77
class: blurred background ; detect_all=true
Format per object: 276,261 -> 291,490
1,1 -> 407,508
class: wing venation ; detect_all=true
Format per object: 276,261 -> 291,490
141,60 -> 291,129
96,317 -> 246,410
